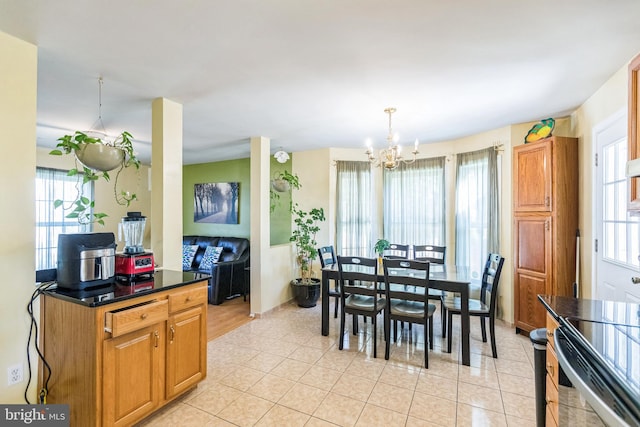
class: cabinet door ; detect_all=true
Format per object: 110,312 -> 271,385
166,305 -> 206,399
629,54 -> 640,210
103,324 -> 164,427
514,216 -> 551,332
513,140 -> 553,212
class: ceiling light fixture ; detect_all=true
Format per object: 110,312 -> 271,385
274,149 -> 290,164
365,107 -> 419,170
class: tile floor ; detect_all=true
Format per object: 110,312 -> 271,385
137,299 -> 602,426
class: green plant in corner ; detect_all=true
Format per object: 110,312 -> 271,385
289,204 -> 326,284
49,130 -> 141,225
270,169 -> 301,212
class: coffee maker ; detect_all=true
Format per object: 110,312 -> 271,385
115,212 -> 154,280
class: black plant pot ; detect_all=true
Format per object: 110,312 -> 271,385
291,278 -> 321,308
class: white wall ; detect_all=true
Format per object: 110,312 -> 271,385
0,31 -> 38,403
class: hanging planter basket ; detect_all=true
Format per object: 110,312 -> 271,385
271,179 -> 291,193
75,143 -> 125,172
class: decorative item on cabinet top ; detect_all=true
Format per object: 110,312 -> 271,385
525,118 -> 555,143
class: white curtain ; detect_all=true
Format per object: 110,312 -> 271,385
336,161 -> 373,257
35,167 -> 91,270
455,147 -> 499,279
383,157 -> 446,246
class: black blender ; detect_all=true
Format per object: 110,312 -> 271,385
115,212 -> 155,280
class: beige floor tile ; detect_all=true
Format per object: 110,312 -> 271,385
315,346 -> 357,372
506,414 -> 536,427
456,403 -> 507,427
254,404 -> 310,427
136,402 -> 221,426
415,371 -> 458,402
278,382 -> 329,415
217,394 -> 275,427
288,345 -> 326,364
458,365 -> 499,389
299,365 -> 343,391
378,362 -> 421,390
405,415 -> 444,426
409,390 -> 457,426
457,382 -> 504,413
494,358 -> 533,379
242,352 -> 286,373
500,391 -> 535,421
187,383 -> 243,415
331,372 -> 377,402
219,366 -> 266,391
305,416 -> 340,427
496,371 -> 535,398
313,391 -> 366,427
344,355 -> 387,381
367,381 -> 415,414
270,358 -> 313,381
248,373 -> 296,402
355,403 -> 408,427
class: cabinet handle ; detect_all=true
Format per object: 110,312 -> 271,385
186,296 -> 192,302
546,396 -> 553,404
170,325 -> 175,342
546,330 -> 553,338
545,196 -> 550,207
141,313 -> 148,320
546,363 -> 554,375
154,331 -> 159,348
545,220 -> 550,231
632,277 -> 640,284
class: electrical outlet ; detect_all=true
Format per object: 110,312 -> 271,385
7,364 -> 23,386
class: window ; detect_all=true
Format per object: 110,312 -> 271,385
35,167 -> 92,270
383,157 -> 445,245
336,161 -> 373,256
455,147 -> 499,279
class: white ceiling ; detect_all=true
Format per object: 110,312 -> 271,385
1,0 -> 640,165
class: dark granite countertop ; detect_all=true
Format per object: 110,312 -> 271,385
44,270 -> 210,307
538,294 -> 640,327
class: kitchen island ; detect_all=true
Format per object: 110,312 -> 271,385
40,270 -> 209,427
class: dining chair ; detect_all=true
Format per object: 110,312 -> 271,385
382,258 -> 435,368
317,246 -> 340,318
337,255 -> 386,358
442,253 -> 505,358
413,245 -> 446,264
383,243 -> 410,259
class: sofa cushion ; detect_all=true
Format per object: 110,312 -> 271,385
217,237 -> 249,262
199,246 -> 223,271
182,244 -> 199,269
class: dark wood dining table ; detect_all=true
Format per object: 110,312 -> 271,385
321,264 -> 473,366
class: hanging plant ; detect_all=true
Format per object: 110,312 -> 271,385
49,130 -> 140,225
270,169 -> 300,213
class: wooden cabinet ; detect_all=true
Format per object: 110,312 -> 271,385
545,313 -> 560,427
513,136 -> 578,333
40,280 -> 207,427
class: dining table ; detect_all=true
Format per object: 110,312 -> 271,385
321,263 -> 473,366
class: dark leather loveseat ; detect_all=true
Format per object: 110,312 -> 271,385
183,235 -> 250,305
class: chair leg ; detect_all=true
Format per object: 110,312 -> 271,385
480,316 -> 487,342
339,306 -> 346,350
447,312 -> 453,353
393,320 -> 397,342
424,319 -> 429,369
441,301 -> 446,338
373,315 -> 377,358
489,317 -> 497,358
384,310 -> 391,360
428,318 -> 434,350
333,296 -> 338,318
353,315 -> 358,335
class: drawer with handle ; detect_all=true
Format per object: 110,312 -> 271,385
105,300 -> 168,338
168,285 -> 207,313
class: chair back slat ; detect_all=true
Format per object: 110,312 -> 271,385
382,258 -> 430,304
413,245 -> 446,264
317,246 -> 336,268
481,253 -> 505,312
337,255 -> 379,297
383,243 -> 410,259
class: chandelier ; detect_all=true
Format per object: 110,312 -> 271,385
365,107 -> 419,170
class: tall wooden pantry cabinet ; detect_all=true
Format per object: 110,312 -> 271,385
513,136 -> 578,334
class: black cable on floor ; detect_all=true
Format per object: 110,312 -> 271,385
25,281 -> 55,404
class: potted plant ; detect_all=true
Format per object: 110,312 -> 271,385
289,204 -> 326,307
374,238 -> 390,265
49,130 -> 141,225
270,169 -> 300,212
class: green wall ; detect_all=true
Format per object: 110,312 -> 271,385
182,157 -> 292,244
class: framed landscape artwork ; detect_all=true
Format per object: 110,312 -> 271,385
193,182 -> 239,224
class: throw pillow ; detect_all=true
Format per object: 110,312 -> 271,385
199,246 -> 223,271
182,244 -> 199,270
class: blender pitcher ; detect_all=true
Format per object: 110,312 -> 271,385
118,212 -> 146,254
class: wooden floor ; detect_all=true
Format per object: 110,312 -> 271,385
206,296 -> 253,341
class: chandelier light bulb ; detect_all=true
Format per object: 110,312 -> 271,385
365,107 -> 419,169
